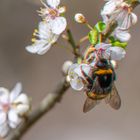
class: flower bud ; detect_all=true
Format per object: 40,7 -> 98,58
62,61 -> 73,75
74,13 -> 86,24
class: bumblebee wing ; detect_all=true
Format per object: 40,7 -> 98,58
106,84 -> 121,110
83,97 -> 99,113
105,94 -> 111,104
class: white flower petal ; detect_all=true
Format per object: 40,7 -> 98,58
38,22 -> 52,39
101,13 -> 109,23
68,64 -> 79,80
8,110 -> 22,129
10,83 -> 22,103
69,64 -> 92,81
37,35 -> 58,55
37,44 -> 52,55
131,13 -> 138,25
115,29 -> 131,42
0,122 -> 9,137
0,111 -> 6,125
16,104 -> 30,116
95,43 -> 111,50
109,47 -> 126,60
95,43 -> 126,60
0,88 -> 9,104
68,64 -> 92,91
50,17 -> 67,35
117,11 -> 137,30
47,0 -> 60,8
68,64 -> 84,91
70,78 -> 84,91
75,64 -> 91,80
117,11 -> 130,30
102,1 -> 117,15
26,41 -> 47,54
13,94 -> 30,105
102,0 -> 123,15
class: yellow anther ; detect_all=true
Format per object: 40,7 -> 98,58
31,38 -> 36,43
32,29 -> 38,36
34,29 -> 38,33
33,32 -> 36,36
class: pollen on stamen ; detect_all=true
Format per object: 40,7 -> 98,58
31,38 -> 36,43
33,29 -> 38,36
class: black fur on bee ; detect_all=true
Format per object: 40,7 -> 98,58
81,58 -> 116,99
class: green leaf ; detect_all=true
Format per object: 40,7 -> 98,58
95,21 -> 106,32
88,28 -> 98,45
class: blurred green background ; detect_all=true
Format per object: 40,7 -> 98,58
0,0 -> 140,140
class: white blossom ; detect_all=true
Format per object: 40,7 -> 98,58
0,83 -> 30,137
102,0 -> 137,30
95,43 -> 126,60
68,64 -> 91,91
39,0 -> 67,35
26,21 -> 59,55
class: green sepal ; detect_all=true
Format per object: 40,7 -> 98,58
88,21 -> 106,45
112,41 -> 128,49
95,21 -> 106,32
88,28 -> 99,45
109,36 -> 128,49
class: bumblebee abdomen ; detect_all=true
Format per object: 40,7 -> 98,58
88,68 -> 115,96
98,74 -> 112,88
94,68 -> 114,88
87,92 -> 108,100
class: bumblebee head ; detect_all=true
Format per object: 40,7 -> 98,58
96,58 -> 109,69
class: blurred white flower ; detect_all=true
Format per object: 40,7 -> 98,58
0,83 -> 30,137
102,0 -> 137,30
68,64 -> 92,91
74,13 -> 86,24
39,0 -> 67,34
26,21 -> 59,55
95,43 -> 126,60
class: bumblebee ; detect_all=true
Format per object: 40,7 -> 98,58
81,58 -> 121,113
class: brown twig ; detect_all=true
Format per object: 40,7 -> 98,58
6,79 -> 70,140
